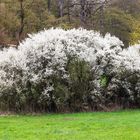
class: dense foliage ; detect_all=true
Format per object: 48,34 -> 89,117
0,28 -> 139,112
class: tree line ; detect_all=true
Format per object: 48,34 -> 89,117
0,0 -> 140,47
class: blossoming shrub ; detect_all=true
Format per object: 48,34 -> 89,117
0,28 -> 139,112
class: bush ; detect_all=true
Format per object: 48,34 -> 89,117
0,28 -> 139,112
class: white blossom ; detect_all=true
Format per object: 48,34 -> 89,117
0,28 -> 139,107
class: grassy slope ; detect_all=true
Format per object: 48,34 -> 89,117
0,110 -> 140,140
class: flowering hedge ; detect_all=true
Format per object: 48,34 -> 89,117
0,28 -> 140,112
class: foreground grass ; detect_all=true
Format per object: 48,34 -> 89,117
0,110 -> 140,140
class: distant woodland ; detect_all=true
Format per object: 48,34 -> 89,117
0,0 -> 140,47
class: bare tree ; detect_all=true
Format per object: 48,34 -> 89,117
78,0 -> 109,28
80,0 -> 86,24
58,0 -> 64,18
67,0 -> 71,22
47,0 -> 51,12
18,0 -> 24,41
17,0 -> 35,42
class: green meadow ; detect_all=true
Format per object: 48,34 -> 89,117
0,110 -> 140,140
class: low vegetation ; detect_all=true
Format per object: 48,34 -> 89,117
0,110 -> 140,140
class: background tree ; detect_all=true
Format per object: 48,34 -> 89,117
0,0 -> 140,46
103,8 -> 133,47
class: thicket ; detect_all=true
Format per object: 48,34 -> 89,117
0,28 -> 139,112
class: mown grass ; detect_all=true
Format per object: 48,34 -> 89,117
0,110 -> 140,140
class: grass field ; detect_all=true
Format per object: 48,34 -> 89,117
0,110 -> 140,140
